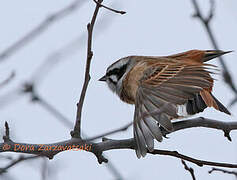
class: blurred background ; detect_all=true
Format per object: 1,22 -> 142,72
0,0 -> 237,179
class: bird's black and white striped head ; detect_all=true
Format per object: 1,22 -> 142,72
99,57 -> 133,95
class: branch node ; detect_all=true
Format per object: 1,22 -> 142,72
95,152 -> 108,164
93,0 -> 126,15
87,23 -> 91,30
192,13 -> 199,18
224,130 -> 232,141
206,0 -> 215,24
22,82 -> 40,102
47,154 -> 54,160
102,137 -> 110,142
91,144 -> 108,164
88,51 -> 93,59
22,82 -> 34,93
70,130 -> 81,139
3,121 -> 12,142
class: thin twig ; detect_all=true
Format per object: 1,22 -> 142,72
92,0 -> 126,14
149,149 -> 237,168
0,0 -> 86,62
209,167 -> 237,177
71,0 -> 103,138
0,155 -> 41,174
181,160 -> 196,180
85,121 -> 132,141
0,72 -> 15,88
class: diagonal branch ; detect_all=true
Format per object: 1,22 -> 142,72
0,72 -> 15,89
181,160 -> 196,180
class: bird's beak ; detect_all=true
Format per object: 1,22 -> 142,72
98,75 -> 107,82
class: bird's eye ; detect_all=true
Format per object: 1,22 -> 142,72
106,64 -> 128,80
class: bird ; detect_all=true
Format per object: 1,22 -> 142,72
99,50 -> 232,158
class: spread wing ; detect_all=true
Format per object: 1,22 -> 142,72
133,62 -> 218,158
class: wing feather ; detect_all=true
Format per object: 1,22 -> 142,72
133,62 -> 215,157
142,93 -> 174,131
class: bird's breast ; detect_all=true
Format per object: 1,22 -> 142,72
120,62 -> 148,104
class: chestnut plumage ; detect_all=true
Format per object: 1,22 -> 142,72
99,50 -> 232,158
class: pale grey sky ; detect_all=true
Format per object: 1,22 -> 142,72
0,0 -> 237,179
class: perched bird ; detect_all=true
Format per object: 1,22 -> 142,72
99,50 -> 231,158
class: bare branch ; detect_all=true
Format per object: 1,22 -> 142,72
209,167 -> 237,177
1,136 -> 237,168
161,117 -> 236,141
1,117 -> 237,168
181,160 -> 196,180
149,149 -> 237,168
92,0 -> 126,14
0,0 -> 86,62
71,0 -> 103,138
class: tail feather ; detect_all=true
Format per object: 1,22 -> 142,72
166,50 -> 232,63
199,90 -> 231,115
210,93 -> 231,115
202,50 -> 233,62
186,94 -> 207,115
187,92 -> 231,115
